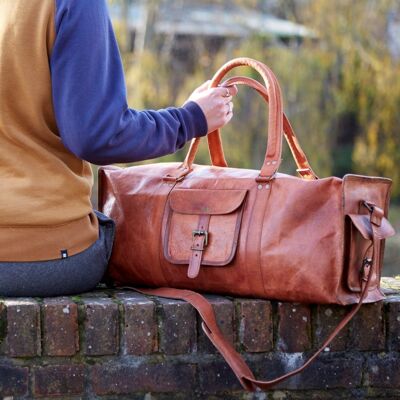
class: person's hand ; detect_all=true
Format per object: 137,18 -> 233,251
185,81 -> 238,133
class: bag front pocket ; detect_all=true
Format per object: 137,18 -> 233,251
163,188 -> 248,278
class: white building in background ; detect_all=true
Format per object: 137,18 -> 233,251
109,1 -> 316,55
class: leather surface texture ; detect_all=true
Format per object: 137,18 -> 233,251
98,58 -> 395,306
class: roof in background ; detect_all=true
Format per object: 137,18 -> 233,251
109,2 -> 315,39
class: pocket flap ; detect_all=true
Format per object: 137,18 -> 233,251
169,189 -> 248,215
347,214 -> 372,240
348,213 -> 396,240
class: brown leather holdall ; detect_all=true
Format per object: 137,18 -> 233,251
98,58 -> 395,391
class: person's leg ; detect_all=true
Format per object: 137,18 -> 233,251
0,211 -> 115,297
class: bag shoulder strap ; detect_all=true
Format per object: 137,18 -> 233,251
131,283 -> 366,391
119,204 -> 395,392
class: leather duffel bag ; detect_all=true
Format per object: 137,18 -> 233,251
98,58 -> 395,391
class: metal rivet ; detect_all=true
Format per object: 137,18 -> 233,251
257,184 -> 263,190
272,160 -> 277,165
266,161 -> 271,165
265,184 -> 270,189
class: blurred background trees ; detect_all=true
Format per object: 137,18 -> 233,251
105,0 -> 400,275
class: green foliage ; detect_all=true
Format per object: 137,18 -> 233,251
125,51 -> 175,109
298,0 -> 400,195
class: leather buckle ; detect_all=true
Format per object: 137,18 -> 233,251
192,230 -> 208,246
362,201 -> 383,226
361,258 -> 372,282
296,168 -> 314,179
255,174 -> 274,183
363,201 -> 375,213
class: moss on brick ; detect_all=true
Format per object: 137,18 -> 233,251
71,295 -> 83,304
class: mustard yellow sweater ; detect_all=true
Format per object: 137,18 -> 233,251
0,0 -> 207,262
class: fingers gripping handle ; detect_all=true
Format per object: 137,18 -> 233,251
182,57 -> 284,180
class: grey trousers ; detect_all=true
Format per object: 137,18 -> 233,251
0,211 -> 115,297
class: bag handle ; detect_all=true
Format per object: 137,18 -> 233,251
164,58 -> 284,183
192,75 -> 318,180
120,204 -> 395,392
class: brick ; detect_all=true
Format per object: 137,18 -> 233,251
293,353 -> 363,390
235,298 -> 273,352
157,298 -> 196,355
348,302 -> 385,351
91,362 -> 196,394
5,299 -> 40,357
33,365 -> 85,397
115,292 -> 157,355
247,353 -> 297,390
385,297 -> 400,351
198,360 -> 242,393
359,390 -> 400,400
42,298 -> 79,356
314,305 -> 351,352
251,353 -> 363,390
268,389 -> 371,399
366,353 -> 400,388
198,295 -> 234,354
277,302 -> 311,352
0,365 -> 29,396
82,298 -> 119,355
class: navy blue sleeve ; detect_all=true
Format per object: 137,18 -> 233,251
50,0 -> 208,165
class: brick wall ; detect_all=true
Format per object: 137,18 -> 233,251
0,285 -> 399,399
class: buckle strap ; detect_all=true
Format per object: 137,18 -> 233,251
192,230 -> 208,248
187,215 -> 211,278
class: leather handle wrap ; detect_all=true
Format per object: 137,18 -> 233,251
118,206 -> 395,392
182,57 -> 284,180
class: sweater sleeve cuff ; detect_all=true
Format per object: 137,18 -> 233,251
182,101 -> 208,138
